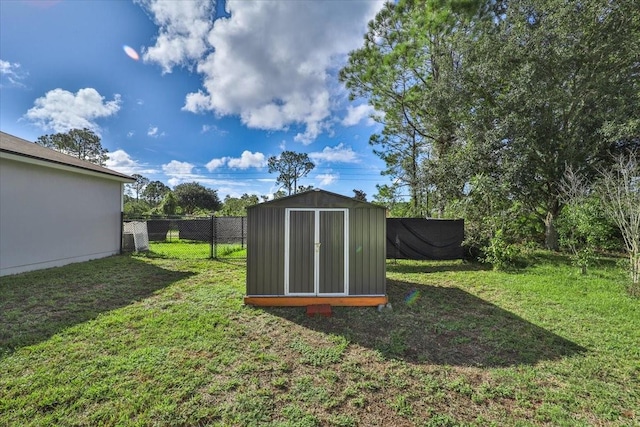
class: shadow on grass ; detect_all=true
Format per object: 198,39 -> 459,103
0,255 -> 192,357
265,279 -> 585,367
386,259 -> 491,274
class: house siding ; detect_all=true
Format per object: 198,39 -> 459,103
0,157 -> 124,276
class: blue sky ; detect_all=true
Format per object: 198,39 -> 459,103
0,0 -> 388,200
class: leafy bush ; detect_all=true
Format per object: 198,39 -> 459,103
557,196 -> 620,274
482,230 -> 521,271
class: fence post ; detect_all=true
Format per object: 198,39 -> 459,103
241,216 -> 245,249
210,215 -> 214,259
213,215 -> 219,259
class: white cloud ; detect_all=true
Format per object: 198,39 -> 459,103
227,150 -> 266,169
161,159 -> 257,195
105,149 -> 158,175
0,59 -> 27,87
206,150 -> 266,171
309,143 -> 359,164
201,124 -> 229,136
147,125 -> 165,137
206,157 -> 228,171
139,0 -> 384,143
317,173 -> 338,186
162,160 -> 195,177
135,0 -> 214,73
24,88 -> 121,133
167,177 -> 184,188
342,104 -> 376,127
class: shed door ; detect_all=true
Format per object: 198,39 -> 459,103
285,209 -> 349,296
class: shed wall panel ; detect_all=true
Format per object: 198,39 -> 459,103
349,208 -> 386,295
247,207 -> 285,295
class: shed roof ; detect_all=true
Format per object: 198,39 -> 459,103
0,131 -> 134,182
248,189 -> 386,210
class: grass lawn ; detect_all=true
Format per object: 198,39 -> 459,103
148,240 -> 246,259
0,253 -> 638,426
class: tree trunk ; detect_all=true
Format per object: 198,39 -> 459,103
544,210 -> 559,251
632,251 -> 639,285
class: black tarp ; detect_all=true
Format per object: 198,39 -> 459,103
146,219 -> 171,241
177,219 -> 211,242
386,218 -> 464,260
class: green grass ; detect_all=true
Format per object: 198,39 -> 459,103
1,253 -> 638,426
147,240 -> 246,259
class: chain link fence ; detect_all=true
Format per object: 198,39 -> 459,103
122,216 -> 247,259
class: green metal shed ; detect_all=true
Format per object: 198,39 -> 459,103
244,189 -> 387,307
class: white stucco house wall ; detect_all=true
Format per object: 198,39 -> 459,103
0,131 -> 135,276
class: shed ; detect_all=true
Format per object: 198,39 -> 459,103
244,189 -> 387,307
0,131 -> 134,276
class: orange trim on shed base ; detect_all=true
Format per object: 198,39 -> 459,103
243,296 -> 388,307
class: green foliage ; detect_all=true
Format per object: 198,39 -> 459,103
142,180 -> 170,206
342,0 -> 639,247
482,229 -> 522,271
459,0 -> 639,248
557,197 -> 617,274
173,182 -> 222,215
340,0 -> 482,217
161,191 -> 179,216
127,174 -> 149,201
123,196 -> 151,218
448,174 -> 539,258
352,189 -> 367,202
272,189 -> 287,199
372,184 -> 413,217
267,151 -> 315,196
598,151 -> 640,286
218,193 -> 259,216
35,128 -> 108,166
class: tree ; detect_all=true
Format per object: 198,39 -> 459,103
353,189 -> 367,202
297,185 -> 314,193
123,195 -> 151,218
272,190 -> 287,199
35,128 -> 109,166
129,174 -> 149,202
143,180 -> 170,206
372,184 -> 411,217
598,152 -> 640,286
459,0 -> 640,249
218,193 -> 259,216
557,167 -> 614,274
267,151 -> 315,196
342,0 -> 639,248
173,182 -> 222,215
161,191 -> 179,216
340,0 -> 484,217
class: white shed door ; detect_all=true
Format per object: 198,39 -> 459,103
285,208 -> 349,296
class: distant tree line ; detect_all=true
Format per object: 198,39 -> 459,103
33,130 -> 371,218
